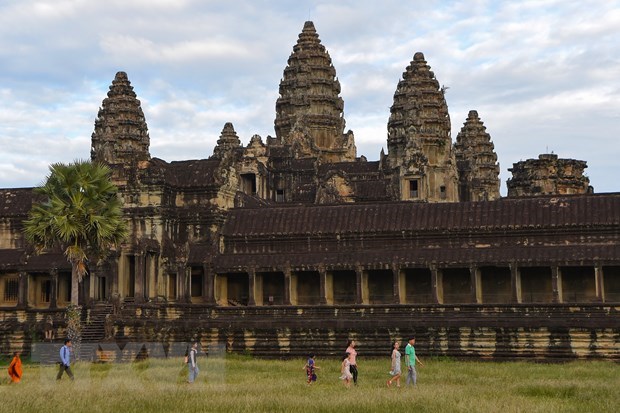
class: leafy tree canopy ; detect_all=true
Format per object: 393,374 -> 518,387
24,160 -> 127,282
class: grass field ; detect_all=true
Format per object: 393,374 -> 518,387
0,356 -> 618,413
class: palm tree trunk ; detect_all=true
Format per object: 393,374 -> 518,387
71,264 -> 80,306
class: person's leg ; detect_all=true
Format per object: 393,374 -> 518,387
406,367 -> 412,385
411,366 -> 417,385
188,367 -> 195,383
56,364 -> 64,380
66,366 -> 74,380
350,365 -> 358,384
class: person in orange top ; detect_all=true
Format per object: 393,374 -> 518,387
8,351 -> 23,383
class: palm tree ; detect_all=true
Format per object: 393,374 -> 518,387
24,160 -> 127,306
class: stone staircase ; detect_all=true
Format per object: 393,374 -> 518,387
82,303 -> 113,342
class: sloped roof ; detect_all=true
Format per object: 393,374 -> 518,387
0,249 -> 24,269
0,188 -> 35,216
353,180 -> 389,200
165,159 -> 221,188
214,244 -> 620,270
223,193 -> 620,237
318,161 -> 381,175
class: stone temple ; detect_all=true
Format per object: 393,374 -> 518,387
1,22 -> 618,360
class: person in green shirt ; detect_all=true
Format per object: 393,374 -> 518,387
405,337 -> 424,386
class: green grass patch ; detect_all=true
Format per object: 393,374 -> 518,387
0,357 -> 618,413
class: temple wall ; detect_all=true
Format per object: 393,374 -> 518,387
3,305 -> 618,361
112,304 -> 620,360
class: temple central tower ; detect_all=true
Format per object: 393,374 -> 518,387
90,72 -> 150,168
387,52 -> 458,202
274,21 -> 356,162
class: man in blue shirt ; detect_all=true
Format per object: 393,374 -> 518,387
56,339 -> 74,380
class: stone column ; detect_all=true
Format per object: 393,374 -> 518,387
110,253 -> 120,297
392,263 -> 402,304
319,265 -> 328,305
470,266 -> 482,304
248,268 -> 257,306
355,265 -> 368,305
594,264 -> 605,302
551,266 -> 562,303
283,265 -> 292,305
17,271 -> 29,308
177,263 -> 189,303
214,273 -> 228,306
49,268 -> 58,309
510,262 -> 521,303
430,265 -> 443,304
135,252 -> 145,303
203,263 -> 216,305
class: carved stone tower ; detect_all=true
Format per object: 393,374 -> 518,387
212,122 -> 241,159
90,72 -> 150,169
387,52 -> 458,202
507,154 -> 591,197
274,21 -> 356,162
454,110 -> 500,201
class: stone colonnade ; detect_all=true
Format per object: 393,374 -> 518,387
2,260 -> 619,308
209,263 -> 620,306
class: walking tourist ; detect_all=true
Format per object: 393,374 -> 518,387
188,342 -> 199,383
345,339 -> 358,385
304,354 -> 320,384
387,341 -> 401,387
56,339 -> 74,381
405,337 -> 423,386
339,353 -> 352,387
8,351 -> 22,383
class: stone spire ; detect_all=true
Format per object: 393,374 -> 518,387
90,71 -> 150,165
454,110 -> 500,201
274,21 -> 356,162
212,122 -> 241,159
387,52 -> 458,202
507,154 -> 591,197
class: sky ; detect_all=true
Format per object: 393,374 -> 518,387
0,0 -> 618,195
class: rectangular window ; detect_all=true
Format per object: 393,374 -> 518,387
4,278 -> 19,302
41,279 -> 52,303
409,180 -> 419,198
241,173 -> 257,196
440,185 -> 446,199
191,269 -> 203,298
168,273 -> 177,300
276,189 -> 285,202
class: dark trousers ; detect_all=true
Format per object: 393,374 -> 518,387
56,364 -> 74,380
350,364 -> 358,384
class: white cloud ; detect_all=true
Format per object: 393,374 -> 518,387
0,0 -> 618,195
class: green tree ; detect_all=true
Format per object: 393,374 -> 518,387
24,160 -> 127,306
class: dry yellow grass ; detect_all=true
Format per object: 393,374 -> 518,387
0,356 -> 618,413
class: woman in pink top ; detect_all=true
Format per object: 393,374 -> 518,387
345,339 -> 358,385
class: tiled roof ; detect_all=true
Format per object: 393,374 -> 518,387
318,161 -> 381,175
213,244 -> 620,270
223,193 -> 620,236
25,252 -> 71,271
0,249 -> 71,271
0,249 -> 24,269
0,188 -> 36,216
165,159 -> 220,188
353,180 -> 389,200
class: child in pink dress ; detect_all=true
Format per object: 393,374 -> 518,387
339,352 -> 352,387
